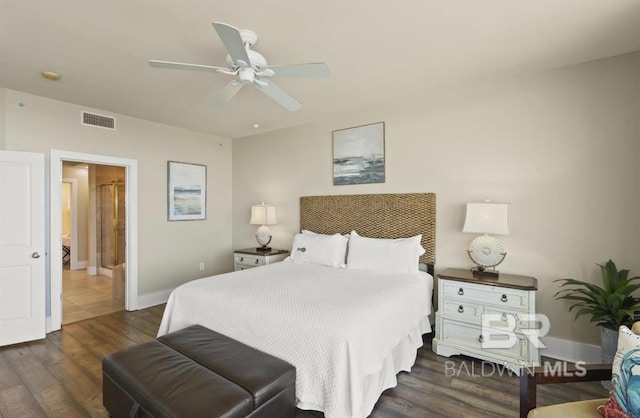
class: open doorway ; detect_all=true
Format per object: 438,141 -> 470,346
60,162 -> 126,324
50,150 -> 138,333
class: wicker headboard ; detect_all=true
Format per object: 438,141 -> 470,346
299,193 -> 436,269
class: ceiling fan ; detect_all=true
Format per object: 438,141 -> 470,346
148,22 -> 331,111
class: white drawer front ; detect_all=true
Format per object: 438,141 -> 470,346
234,254 -> 265,268
442,280 -> 529,311
442,300 -> 481,321
483,308 -> 532,330
441,319 -> 528,361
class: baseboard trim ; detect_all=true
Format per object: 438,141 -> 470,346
541,335 -> 601,364
87,266 -> 97,275
98,267 -> 113,278
136,288 -> 173,310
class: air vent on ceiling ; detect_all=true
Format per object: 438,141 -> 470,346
81,111 -> 116,130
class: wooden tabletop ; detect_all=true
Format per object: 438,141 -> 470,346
234,248 -> 289,256
438,268 -> 538,291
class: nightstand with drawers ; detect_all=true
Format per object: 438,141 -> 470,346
432,268 -> 540,374
233,248 -> 289,271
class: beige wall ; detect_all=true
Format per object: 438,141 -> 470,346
232,52 -> 640,345
0,89 -> 5,149
62,164 -> 90,263
61,182 -> 71,236
3,89 -> 233,299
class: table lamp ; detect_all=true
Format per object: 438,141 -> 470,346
463,201 -> 510,277
250,203 -> 277,251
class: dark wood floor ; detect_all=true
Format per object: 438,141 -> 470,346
0,305 -> 608,418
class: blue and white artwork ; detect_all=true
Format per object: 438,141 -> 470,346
173,186 -> 202,215
333,122 -> 385,185
168,161 -> 207,221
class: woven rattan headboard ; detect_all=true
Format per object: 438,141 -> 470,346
299,193 -> 436,268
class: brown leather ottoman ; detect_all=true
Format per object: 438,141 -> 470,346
102,325 -> 296,418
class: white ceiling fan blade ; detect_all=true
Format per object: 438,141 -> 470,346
255,80 -> 302,111
212,81 -> 243,107
148,60 -> 233,74
212,22 -> 251,66
264,63 -> 331,78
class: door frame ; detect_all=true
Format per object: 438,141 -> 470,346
50,149 -> 138,332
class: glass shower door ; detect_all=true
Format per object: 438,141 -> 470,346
99,183 -> 126,269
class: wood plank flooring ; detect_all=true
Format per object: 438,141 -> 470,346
0,306 -> 608,418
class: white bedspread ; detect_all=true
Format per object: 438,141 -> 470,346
157,259 -> 433,418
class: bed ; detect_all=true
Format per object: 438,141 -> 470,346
158,193 -> 436,418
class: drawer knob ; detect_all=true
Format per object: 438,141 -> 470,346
458,305 -> 464,313
478,335 -> 484,343
240,257 -> 244,262
501,294 -> 508,303
255,259 -> 259,264
501,313 -> 508,322
458,288 -> 464,296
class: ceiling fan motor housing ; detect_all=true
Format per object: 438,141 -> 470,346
239,29 -> 258,47
226,50 -> 267,70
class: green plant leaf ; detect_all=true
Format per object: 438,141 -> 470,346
554,260 -> 640,330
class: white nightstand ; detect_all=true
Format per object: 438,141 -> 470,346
432,268 -> 540,375
233,248 -> 289,271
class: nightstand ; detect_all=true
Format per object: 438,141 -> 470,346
233,248 -> 289,271
432,268 -> 540,374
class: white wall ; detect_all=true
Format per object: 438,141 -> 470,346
3,89 -> 233,301
233,52 -> 640,346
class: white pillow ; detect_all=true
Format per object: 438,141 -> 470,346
346,230 -> 425,274
290,232 -> 348,268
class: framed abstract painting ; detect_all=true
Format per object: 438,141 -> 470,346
332,122 -> 385,185
167,161 -> 206,221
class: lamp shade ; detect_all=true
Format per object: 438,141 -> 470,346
463,202 -> 510,235
250,204 -> 277,226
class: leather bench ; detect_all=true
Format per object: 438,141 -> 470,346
102,325 -> 296,418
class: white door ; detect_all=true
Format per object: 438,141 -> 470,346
0,150 -> 45,346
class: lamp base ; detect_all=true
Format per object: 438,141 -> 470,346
256,246 -> 272,252
255,225 -> 272,251
471,266 -> 499,278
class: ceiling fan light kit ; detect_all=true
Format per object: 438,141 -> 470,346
148,22 -> 331,111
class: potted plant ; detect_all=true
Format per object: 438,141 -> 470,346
555,259 -> 640,365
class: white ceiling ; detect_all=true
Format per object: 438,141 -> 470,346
2,1 -> 640,139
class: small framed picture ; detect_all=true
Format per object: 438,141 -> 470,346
333,122 -> 385,185
167,161 -> 206,221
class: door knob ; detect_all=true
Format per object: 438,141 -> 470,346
32,252 -> 41,259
